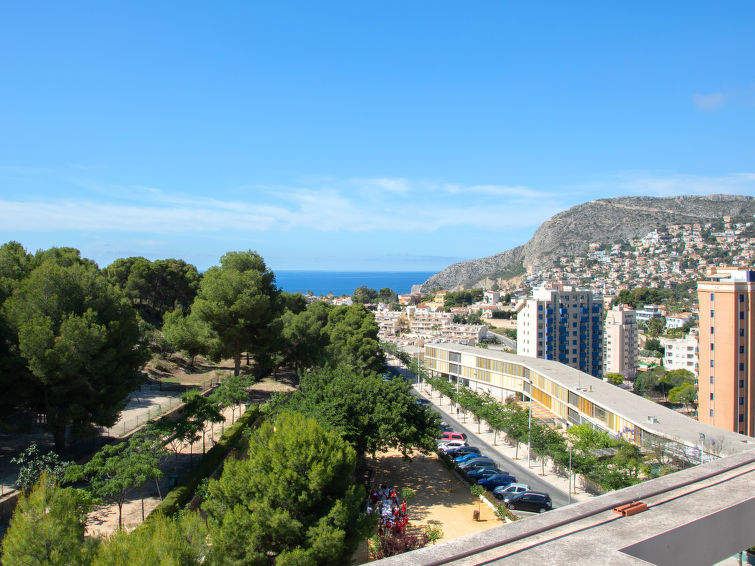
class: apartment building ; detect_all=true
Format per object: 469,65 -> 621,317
698,268 -> 755,436
517,285 -> 603,378
604,305 -> 639,378
660,329 -> 699,377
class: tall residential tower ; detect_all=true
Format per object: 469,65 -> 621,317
517,285 -> 603,378
698,268 -> 755,436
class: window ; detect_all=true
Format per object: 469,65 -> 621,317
710,393 -> 714,400
572,358 -> 577,363
740,380 -> 745,388
710,310 -> 715,318
740,312 -> 745,320
572,340 -> 577,345
741,329 -> 746,337
710,410 -> 714,417
741,346 -> 745,354
739,414 -> 745,423
740,294 -> 745,303
711,343 -> 715,351
740,363 -> 745,371
711,360 -> 715,367
710,377 -> 715,384
740,397 -> 745,406
710,293 -> 715,301
711,327 -> 715,335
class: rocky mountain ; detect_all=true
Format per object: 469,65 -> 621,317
421,194 -> 755,291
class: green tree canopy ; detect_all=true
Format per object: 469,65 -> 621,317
325,304 -> 384,374
191,251 -> 281,376
104,257 -> 200,324
279,304 -> 330,373
1,475 -> 93,566
352,285 -> 378,304
67,439 -> 162,530
605,373 -> 625,386
204,412 -> 371,565
3,260 -> 147,451
92,511 -> 207,566
162,309 -> 216,366
275,366 -> 440,458
668,382 -> 698,409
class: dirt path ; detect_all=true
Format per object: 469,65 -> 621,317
352,449 -> 501,564
85,375 -> 297,537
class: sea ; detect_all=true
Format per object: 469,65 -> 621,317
274,271 -> 435,297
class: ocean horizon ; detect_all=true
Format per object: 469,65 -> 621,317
274,270 -> 434,297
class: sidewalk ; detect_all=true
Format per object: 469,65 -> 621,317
413,383 -> 594,505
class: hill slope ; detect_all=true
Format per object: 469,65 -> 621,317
421,194 -> 755,291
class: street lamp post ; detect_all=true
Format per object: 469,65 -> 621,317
527,382 -> 532,468
568,442 -> 573,505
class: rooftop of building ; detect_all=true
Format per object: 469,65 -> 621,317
426,343 -> 755,456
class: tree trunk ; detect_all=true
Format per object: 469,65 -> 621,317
52,424 -> 66,453
234,351 -> 241,376
118,501 -> 123,530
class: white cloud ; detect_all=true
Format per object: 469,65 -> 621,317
0,175 -> 560,236
604,171 -> 755,197
693,92 -> 726,112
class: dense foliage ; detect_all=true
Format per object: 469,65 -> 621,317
204,412 -> 372,565
2,253 -> 147,450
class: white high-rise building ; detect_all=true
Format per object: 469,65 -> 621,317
604,305 -> 639,379
517,285 -> 603,378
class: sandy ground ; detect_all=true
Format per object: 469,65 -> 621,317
352,448 -> 501,564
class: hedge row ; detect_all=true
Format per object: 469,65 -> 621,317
148,404 -> 262,520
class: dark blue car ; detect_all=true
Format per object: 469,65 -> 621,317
477,474 -> 517,489
467,467 -> 502,480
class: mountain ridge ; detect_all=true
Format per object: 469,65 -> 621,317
420,194 -> 755,291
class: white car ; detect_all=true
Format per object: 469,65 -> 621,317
493,483 -> 530,499
438,440 -> 467,453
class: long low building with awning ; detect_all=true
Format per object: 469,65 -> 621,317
423,343 -> 755,461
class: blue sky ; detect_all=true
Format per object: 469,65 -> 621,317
1,2 -> 754,272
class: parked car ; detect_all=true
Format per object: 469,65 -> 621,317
467,467 -> 503,481
416,398 -> 431,406
439,440 -> 467,453
502,491 -> 553,513
493,483 -> 530,499
477,474 -> 517,489
439,431 -> 467,443
459,459 -> 497,472
440,422 -> 454,433
453,446 -> 482,464
456,455 -> 491,466
449,446 -> 481,458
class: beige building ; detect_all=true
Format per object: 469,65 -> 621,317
698,268 -> 755,436
604,305 -> 638,378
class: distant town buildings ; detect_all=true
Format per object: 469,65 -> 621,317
697,268 -> 755,436
603,305 -> 639,379
517,285 -> 603,378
